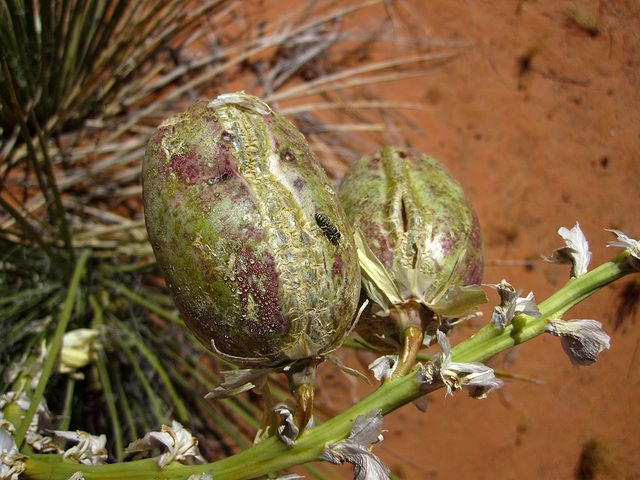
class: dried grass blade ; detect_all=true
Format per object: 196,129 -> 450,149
280,100 -> 425,115
104,0 -> 384,141
266,51 -> 461,103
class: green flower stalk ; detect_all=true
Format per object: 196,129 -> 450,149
12,233 -> 639,480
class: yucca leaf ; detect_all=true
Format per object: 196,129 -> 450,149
13,248 -> 91,446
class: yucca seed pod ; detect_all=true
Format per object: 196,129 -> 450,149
142,92 -> 361,431
338,146 -> 486,377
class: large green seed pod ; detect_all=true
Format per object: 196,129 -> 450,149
143,93 -> 360,372
338,146 -> 485,375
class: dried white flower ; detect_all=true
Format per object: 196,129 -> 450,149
25,426 -> 59,454
545,319 -> 611,367
459,364 -> 505,399
0,393 -> 58,453
273,403 -> 299,447
0,394 -> 25,435
0,412 -> 13,433
488,280 -> 540,330
254,399 -> 315,446
187,470 -> 214,480
1,427 -> 27,480
56,328 -> 101,376
417,331 -> 503,399
3,344 -> 47,391
606,229 -> 640,271
54,430 -> 108,466
67,472 -> 85,480
0,391 -> 31,413
205,368 -> 271,399
543,222 -> 592,278
319,410 -> 390,480
124,421 -> 205,467
26,398 -> 58,453
368,355 -> 398,382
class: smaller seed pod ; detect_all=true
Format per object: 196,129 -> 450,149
143,92 -> 361,433
338,146 -> 487,377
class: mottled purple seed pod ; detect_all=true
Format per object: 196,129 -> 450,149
338,146 -> 484,348
143,93 -> 361,369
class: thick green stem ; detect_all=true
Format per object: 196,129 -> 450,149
20,252 -> 636,480
451,251 -> 633,364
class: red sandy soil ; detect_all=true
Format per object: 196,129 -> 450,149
313,1 -> 640,479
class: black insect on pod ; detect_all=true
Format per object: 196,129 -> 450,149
315,212 -> 341,246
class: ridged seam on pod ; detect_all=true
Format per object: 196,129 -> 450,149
340,147 -> 483,286
142,92 -> 361,370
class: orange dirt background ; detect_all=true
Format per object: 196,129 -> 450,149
311,1 -> 640,479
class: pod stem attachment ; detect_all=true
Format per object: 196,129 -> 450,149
393,325 -> 425,379
285,358 -> 319,434
389,303 -> 430,378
